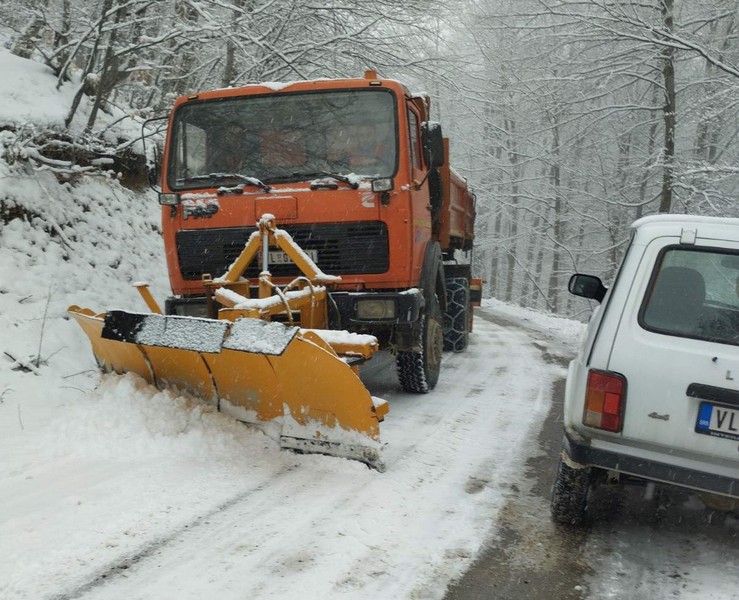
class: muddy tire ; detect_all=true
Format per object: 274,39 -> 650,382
443,277 -> 470,353
551,453 -> 592,525
396,297 -> 443,393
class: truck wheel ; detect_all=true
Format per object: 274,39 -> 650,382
550,453 -> 592,526
443,277 -> 470,352
396,296 -> 443,393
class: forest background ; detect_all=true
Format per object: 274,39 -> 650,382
2,0 -> 738,319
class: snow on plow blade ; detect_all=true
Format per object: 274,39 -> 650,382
68,306 -> 387,470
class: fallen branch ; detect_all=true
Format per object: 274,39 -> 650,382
3,351 -> 41,375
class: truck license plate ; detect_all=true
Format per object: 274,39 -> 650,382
268,249 -> 318,265
695,401 -> 739,441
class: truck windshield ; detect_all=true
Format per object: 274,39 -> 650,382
168,88 -> 398,190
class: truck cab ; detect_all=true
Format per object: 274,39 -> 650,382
152,71 -> 477,393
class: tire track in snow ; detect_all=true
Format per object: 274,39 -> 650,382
341,317 -> 560,598
65,458 -> 383,600
47,464 -> 300,600
379,318 -> 553,472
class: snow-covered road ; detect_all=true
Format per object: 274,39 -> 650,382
2,314 -> 566,600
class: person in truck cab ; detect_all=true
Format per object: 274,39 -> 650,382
213,124 -> 260,175
348,122 -> 392,173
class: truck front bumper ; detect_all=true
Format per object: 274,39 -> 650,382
563,432 -> 739,498
329,290 -> 423,328
165,290 -> 425,328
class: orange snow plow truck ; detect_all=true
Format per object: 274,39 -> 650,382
69,70 -> 479,470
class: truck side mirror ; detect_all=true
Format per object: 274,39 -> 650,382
141,114 -> 169,193
421,121 -> 445,169
569,274 -> 607,303
147,151 -> 160,190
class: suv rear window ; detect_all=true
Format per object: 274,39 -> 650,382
640,246 -> 739,344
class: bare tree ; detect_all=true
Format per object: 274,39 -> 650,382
440,0 -> 739,315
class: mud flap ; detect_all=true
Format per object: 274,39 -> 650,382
68,306 -> 387,470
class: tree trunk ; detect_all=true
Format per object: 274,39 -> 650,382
171,0 -> 199,97
53,0 -> 72,72
490,208 -> 502,298
547,117 -> 563,313
520,211 -> 542,308
637,86 -> 661,219
658,0 -> 676,213
65,0 -> 114,128
11,17 -> 46,59
86,1 -> 127,132
504,117 -> 519,303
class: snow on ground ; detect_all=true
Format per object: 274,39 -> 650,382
0,48 -> 566,599
1,46 -> 737,600
1,310 -> 559,600
0,51 -> 77,127
0,193 -> 565,599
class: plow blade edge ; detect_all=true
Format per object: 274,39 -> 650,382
68,307 -> 386,470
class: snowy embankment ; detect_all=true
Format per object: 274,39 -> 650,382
0,170 -> 176,599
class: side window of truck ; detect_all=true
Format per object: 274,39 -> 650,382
640,246 -> 739,344
407,109 -> 421,170
172,121 -> 206,181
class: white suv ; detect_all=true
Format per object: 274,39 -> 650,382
552,214 -> 739,524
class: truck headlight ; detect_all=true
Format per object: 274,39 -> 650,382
159,193 -> 180,205
356,299 -> 396,319
371,178 -> 393,192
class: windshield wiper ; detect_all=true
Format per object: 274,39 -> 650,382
211,172 -> 272,193
314,171 -> 360,189
178,173 -> 271,193
263,171 -> 360,189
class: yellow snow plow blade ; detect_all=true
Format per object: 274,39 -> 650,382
67,306 -> 388,470
68,215 -> 388,469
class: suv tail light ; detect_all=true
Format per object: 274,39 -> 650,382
583,369 -> 627,432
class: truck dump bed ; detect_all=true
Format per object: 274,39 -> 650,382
437,139 -> 475,252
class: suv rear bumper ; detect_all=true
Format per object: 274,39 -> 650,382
563,432 -> 739,498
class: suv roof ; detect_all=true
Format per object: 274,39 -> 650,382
632,214 -> 739,240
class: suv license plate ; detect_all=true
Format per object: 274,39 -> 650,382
268,249 -> 318,265
695,401 -> 739,441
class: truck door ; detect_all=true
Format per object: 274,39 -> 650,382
406,105 -> 432,284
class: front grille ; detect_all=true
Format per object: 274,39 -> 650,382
176,222 -> 389,280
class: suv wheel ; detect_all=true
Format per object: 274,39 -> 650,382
551,453 -> 592,525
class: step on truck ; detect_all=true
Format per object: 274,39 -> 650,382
157,70 -> 480,392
